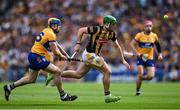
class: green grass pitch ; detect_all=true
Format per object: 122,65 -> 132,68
0,82 -> 180,110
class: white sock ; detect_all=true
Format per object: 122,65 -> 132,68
61,93 -> 68,99
7,85 -> 11,91
104,94 -> 111,99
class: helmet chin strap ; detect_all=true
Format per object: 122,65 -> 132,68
104,23 -> 110,29
145,29 -> 151,34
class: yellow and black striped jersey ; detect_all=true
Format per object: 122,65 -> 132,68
86,26 -> 116,55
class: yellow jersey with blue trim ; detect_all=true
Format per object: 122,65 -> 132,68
134,32 -> 159,59
31,27 -> 56,56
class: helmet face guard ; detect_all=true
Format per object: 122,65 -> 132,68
48,18 -> 61,27
103,15 -> 117,28
104,23 -> 110,28
48,18 -> 61,33
50,20 -> 61,26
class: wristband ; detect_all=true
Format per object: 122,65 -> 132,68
76,42 -> 81,45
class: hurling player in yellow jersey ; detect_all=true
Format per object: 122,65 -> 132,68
130,20 -> 163,96
61,15 -> 130,103
4,18 -> 77,101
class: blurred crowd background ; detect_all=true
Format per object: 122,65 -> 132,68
0,0 -> 180,82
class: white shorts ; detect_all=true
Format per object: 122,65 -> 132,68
82,49 -> 104,67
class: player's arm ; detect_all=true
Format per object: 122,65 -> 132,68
155,41 -> 161,53
130,39 -> 139,55
130,33 -> 141,56
154,34 -> 163,60
155,41 -> 163,60
74,26 -> 98,52
110,32 -> 130,68
76,27 -> 88,44
74,27 -> 97,52
56,42 -> 70,58
76,26 -> 98,44
114,40 -> 127,62
114,40 -> 130,69
74,27 -> 89,52
49,42 -> 67,60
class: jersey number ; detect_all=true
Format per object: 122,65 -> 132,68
36,32 -> 44,42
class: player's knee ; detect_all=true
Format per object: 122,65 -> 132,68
74,70 -> 86,79
54,68 -> 62,75
104,71 -> 111,77
107,72 -> 111,75
24,75 -> 35,83
28,77 -> 36,83
146,75 -> 154,80
30,79 -> 36,83
138,74 -> 143,79
75,75 -> 82,79
75,73 -> 84,79
146,72 -> 154,80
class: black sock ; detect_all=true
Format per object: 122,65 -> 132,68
104,91 -> 110,96
8,83 -> 15,91
136,88 -> 140,92
59,90 -> 66,97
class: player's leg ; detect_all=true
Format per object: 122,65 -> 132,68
143,67 -> 155,80
61,63 -> 91,79
93,61 -> 120,103
62,49 -> 92,79
94,62 -> 111,95
46,61 -> 67,86
136,60 -> 155,96
44,63 -> 77,101
3,52 -> 47,101
12,69 -> 39,87
142,60 -> 155,80
45,52 -> 55,86
45,63 -> 62,91
4,69 -> 39,101
45,72 -> 54,86
136,65 -> 144,96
